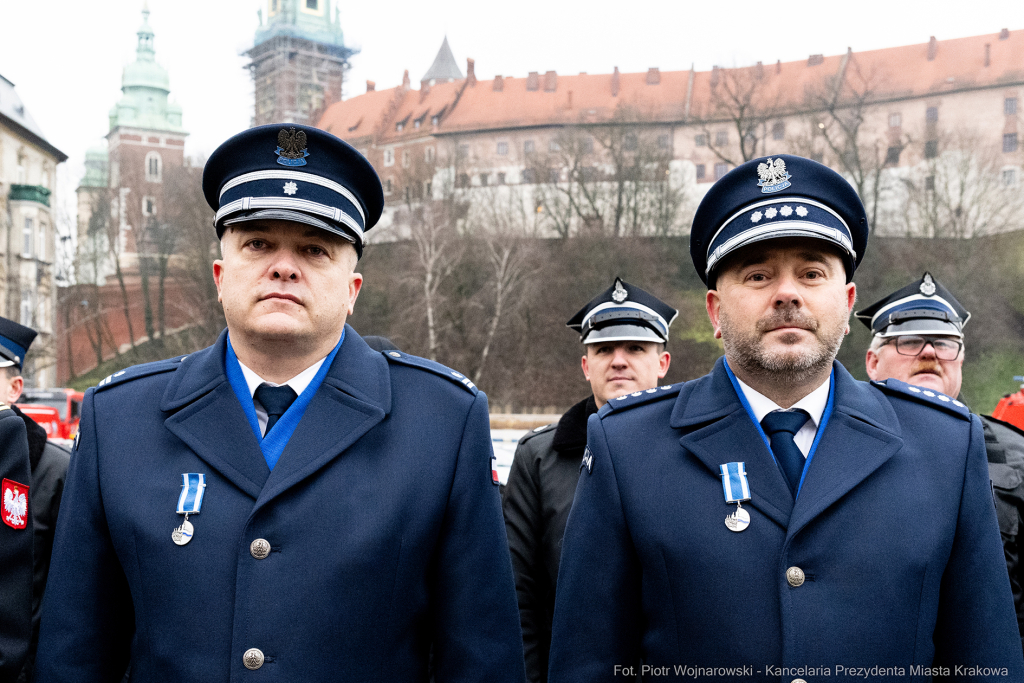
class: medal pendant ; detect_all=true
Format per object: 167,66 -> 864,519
172,518 -> 194,546
724,504 -> 750,532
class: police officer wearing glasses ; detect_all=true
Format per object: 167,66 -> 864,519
860,272 -> 1024,652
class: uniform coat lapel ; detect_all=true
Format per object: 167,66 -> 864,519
670,358 -> 795,529
256,328 -> 390,509
160,327 -> 392,506
787,362 -> 903,539
162,332 -> 269,498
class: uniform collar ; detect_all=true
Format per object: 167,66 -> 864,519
552,396 -> 598,453
734,373 -> 831,428
237,356 -> 327,398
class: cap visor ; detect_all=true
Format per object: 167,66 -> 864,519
583,324 -> 666,344
221,209 -> 357,245
877,319 -> 963,338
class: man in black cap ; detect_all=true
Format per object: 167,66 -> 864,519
0,320 -> 32,681
37,124 -> 525,683
859,273 -> 1024,651
503,277 -> 674,682
0,318 -> 73,683
549,155 -> 1022,679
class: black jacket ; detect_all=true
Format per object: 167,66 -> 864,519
503,396 -> 596,683
0,405 -> 32,681
15,405 -> 70,682
983,414 -> 1024,652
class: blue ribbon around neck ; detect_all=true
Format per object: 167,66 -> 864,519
723,359 -> 835,499
225,329 -> 345,471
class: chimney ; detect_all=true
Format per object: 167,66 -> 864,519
985,43 -> 991,67
366,80 -> 375,93
927,36 -> 937,61
611,66 -> 620,97
807,54 -> 824,66
527,71 -> 539,91
420,80 -> 430,102
402,69 -> 411,90
467,58 -> 477,87
711,66 -> 720,88
755,61 -> 764,79
776,59 -> 782,74
646,67 -> 660,85
544,70 -> 557,92
567,90 -> 573,109
493,75 -> 504,92
1000,28 -> 1010,40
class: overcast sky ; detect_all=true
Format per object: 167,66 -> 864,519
0,0 -> 1019,229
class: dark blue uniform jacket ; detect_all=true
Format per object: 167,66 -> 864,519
549,358 -> 1023,682
0,407 -> 31,680
36,327 -> 525,683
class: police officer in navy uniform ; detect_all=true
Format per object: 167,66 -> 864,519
548,155 -> 1023,679
859,273 -> 1024,652
36,124 -> 525,683
0,321 -> 32,681
503,278 -> 674,682
0,318 -> 74,683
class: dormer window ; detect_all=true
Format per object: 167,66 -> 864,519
431,115 -> 440,126
396,122 -> 404,132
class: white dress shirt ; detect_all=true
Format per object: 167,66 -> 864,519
735,374 -> 831,457
238,359 -> 326,436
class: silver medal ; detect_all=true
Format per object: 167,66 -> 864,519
724,504 -> 750,532
172,517 -> 194,546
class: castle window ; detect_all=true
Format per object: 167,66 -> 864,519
402,150 -> 411,168
888,113 -> 901,129
714,163 -> 728,180
524,140 -> 535,154
924,140 -> 939,159
694,134 -> 707,147
522,168 -> 536,184
497,141 -> 509,156
459,144 -> 470,159
424,147 -> 435,163
383,149 -> 395,167
497,172 -> 506,185
457,174 -> 470,188
885,146 -> 901,165
926,107 -> 939,123
549,140 -> 560,152
270,0 -> 278,12
22,218 -> 33,257
657,134 -> 670,150
20,290 -> 32,327
480,173 -> 489,186
925,175 -> 935,191
383,178 -> 393,195
772,122 -> 785,140
715,131 -> 728,147
145,152 -> 162,182
623,134 -> 638,151
695,164 -> 706,180
1003,168 -> 1018,186
1005,98 -> 1018,116
1004,133 -> 1019,153
142,196 -> 157,216
306,0 -> 318,9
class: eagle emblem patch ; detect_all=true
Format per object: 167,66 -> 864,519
756,157 -> 792,193
276,127 -> 309,167
2,479 -> 28,529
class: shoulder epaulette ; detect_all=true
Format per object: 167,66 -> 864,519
519,422 -> 556,444
870,378 -> 971,421
382,350 -> 478,395
599,383 -> 683,417
94,355 -> 186,393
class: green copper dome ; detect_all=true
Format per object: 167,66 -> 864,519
109,4 -> 185,134
254,0 -> 347,48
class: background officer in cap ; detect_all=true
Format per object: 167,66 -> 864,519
0,318 -> 74,683
0,322 -> 32,681
860,272 -> 1024,652
549,155 -> 1022,679
503,277 -> 673,682
36,124 -> 525,683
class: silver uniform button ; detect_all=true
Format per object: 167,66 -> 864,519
250,538 -> 271,560
786,566 -> 805,587
243,648 -> 264,670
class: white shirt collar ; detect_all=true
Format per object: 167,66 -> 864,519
735,373 -> 831,428
237,357 -> 327,399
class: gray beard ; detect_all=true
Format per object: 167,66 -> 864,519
720,305 -> 845,387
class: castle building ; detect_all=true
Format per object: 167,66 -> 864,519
246,0 -> 356,127
0,73 -> 67,387
319,30 -> 1024,241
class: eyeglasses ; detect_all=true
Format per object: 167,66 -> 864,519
881,335 -> 963,361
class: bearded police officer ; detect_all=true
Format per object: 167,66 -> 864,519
859,272 -> 1024,652
548,155 -> 1023,679
0,321 -> 32,680
36,124 -> 525,683
503,277 -> 674,682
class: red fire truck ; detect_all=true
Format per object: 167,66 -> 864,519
16,388 -> 84,440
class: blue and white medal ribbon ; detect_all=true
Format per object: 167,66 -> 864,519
172,473 -> 206,546
720,462 -> 751,532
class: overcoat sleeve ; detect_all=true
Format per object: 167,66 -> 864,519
933,414 -> 1024,674
503,438 -> 546,683
0,408 -> 31,680
34,389 -> 135,683
430,391 -> 527,683
548,415 -> 642,682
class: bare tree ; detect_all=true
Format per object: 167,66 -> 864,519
694,64 -> 783,166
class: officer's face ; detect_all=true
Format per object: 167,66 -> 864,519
865,335 -> 964,397
706,239 -> 855,383
581,340 -> 670,408
213,220 -> 361,353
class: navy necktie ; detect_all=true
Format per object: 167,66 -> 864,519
760,409 -> 810,496
255,383 -> 298,435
